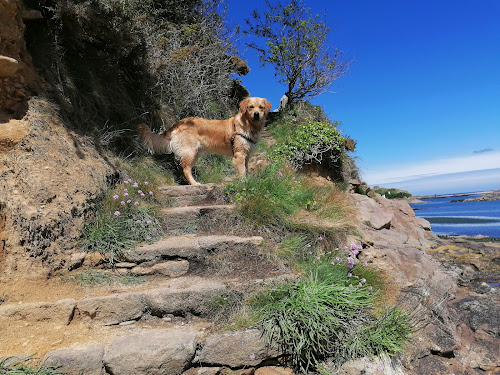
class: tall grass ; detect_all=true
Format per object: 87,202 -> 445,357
226,163 -> 315,227
250,274 -> 375,372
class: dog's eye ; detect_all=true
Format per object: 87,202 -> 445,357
259,106 -> 264,109
249,105 -> 254,109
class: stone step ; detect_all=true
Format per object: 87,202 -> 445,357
159,184 -> 226,207
123,235 -> 264,264
160,204 -> 236,235
42,327 -> 281,375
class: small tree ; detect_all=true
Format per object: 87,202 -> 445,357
245,0 -> 349,105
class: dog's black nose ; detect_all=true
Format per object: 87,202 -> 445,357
253,112 -> 260,121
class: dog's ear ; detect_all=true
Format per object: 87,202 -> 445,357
263,99 -> 272,114
239,97 -> 250,113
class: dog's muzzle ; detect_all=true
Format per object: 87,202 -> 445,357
253,112 -> 261,121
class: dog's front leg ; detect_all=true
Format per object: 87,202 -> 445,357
233,151 -> 247,177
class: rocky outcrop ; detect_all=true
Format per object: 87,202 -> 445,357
0,0 -> 40,117
353,192 -> 500,374
0,99 -> 114,278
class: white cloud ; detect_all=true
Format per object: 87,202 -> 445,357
363,151 -> 500,185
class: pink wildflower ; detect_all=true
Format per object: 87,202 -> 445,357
113,195 -> 119,199
144,181 -> 149,185
114,211 -> 120,216
133,182 -> 139,188
134,202 -> 139,206
120,201 -> 126,205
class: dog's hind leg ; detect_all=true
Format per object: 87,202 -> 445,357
180,152 -> 200,185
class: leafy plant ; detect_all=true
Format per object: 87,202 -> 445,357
374,188 -> 412,199
270,121 -> 345,170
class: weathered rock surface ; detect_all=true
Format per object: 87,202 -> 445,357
198,329 -> 279,368
0,298 -> 75,324
103,328 -> 199,375
44,343 -> 105,375
353,192 -> 500,374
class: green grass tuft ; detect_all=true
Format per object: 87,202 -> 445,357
0,356 -> 64,375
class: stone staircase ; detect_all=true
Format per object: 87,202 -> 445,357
0,184 -> 289,375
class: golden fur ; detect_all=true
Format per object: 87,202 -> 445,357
137,97 -> 271,185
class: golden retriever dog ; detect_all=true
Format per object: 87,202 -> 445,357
137,97 -> 271,185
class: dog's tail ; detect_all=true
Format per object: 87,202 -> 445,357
137,124 -> 172,154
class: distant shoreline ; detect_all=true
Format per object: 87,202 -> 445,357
409,190 -> 500,203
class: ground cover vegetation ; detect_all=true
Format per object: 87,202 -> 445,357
17,0 -> 415,372
374,188 -> 412,199
0,356 -> 63,375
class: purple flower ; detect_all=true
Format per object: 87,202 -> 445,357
316,256 -> 321,261
149,191 -> 154,196
124,180 -> 129,185
134,202 -> 139,206
135,220 -> 141,225
330,261 -> 335,265
347,273 -> 353,278
113,195 -> 119,200
124,188 -> 128,193
144,181 -> 149,185
278,171 -> 283,177
123,192 -> 129,197
127,200 -> 132,203
249,354 -> 256,361
133,182 -> 139,188
335,257 -> 341,261
138,190 -> 143,194
377,364 -> 384,371
318,236 -> 323,241
361,278 -> 366,284
120,201 -> 126,205
146,220 -> 152,225
114,211 -> 120,216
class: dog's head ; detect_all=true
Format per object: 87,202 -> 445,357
240,97 -> 272,123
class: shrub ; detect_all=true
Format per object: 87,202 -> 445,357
374,188 -> 412,199
270,121 -> 346,170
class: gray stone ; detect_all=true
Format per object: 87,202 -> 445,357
143,278 -> 227,317
43,343 -> 105,375
103,328 -> 199,375
199,329 -> 279,368
76,293 -> 143,325
0,298 -> 75,324
131,260 -> 189,277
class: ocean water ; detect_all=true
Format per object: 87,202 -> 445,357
411,195 -> 500,237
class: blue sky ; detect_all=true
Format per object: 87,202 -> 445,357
226,0 -> 500,195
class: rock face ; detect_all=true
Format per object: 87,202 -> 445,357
0,99 -> 114,279
0,0 -> 40,117
353,192 -> 500,374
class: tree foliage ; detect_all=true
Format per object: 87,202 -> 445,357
245,0 -> 349,104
